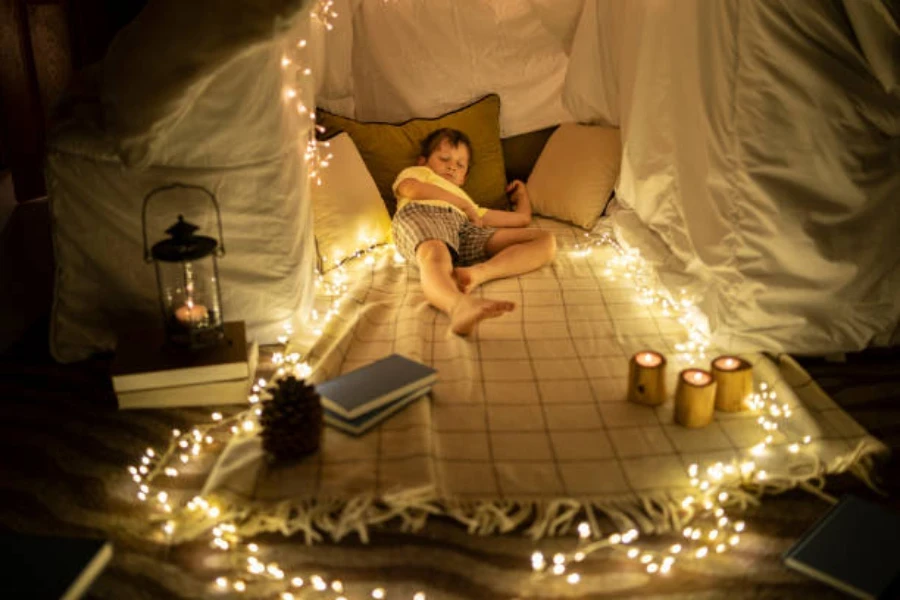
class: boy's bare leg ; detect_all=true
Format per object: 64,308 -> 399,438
454,229 -> 556,293
416,240 -> 515,335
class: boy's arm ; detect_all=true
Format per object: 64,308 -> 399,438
481,209 -> 530,228
481,180 -> 532,228
396,178 -> 481,221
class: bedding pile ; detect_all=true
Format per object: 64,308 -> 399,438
197,218 -> 887,543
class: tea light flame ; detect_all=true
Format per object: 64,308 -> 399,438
175,300 -> 208,326
635,351 -> 662,368
684,369 -> 712,385
715,356 -> 740,370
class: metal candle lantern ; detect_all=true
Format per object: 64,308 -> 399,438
143,184 -> 226,349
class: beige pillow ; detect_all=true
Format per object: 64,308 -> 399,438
526,123 -> 621,230
311,133 -> 392,272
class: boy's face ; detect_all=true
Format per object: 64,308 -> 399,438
418,139 -> 470,187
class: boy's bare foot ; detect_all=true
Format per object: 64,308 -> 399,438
453,265 -> 487,294
450,296 -> 514,335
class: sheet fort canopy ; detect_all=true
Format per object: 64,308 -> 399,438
45,0 -> 899,362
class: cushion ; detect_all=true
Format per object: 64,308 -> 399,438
311,133 -> 393,272
317,94 -> 508,215
526,123 -> 621,229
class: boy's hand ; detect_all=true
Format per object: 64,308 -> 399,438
507,180 -> 532,217
465,206 -> 484,227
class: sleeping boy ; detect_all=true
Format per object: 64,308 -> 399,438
391,128 -> 557,335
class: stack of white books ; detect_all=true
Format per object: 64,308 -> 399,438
110,321 -> 258,409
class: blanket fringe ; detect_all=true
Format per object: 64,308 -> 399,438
153,435 -> 889,546
727,437 -> 888,509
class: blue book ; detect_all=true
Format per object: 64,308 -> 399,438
324,385 -> 431,436
316,354 -> 438,419
0,533 -> 113,600
783,495 -> 900,599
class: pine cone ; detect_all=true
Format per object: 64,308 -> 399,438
260,376 -> 323,461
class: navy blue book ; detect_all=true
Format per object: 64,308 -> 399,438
783,495 -> 900,599
324,385 -> 431,436
0,533 -> 113,600
316,354 -> 438,419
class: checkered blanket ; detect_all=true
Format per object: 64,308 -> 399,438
200,218 -> 887,543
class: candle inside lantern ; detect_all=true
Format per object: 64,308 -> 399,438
174,300 -> 209,326
627,350 -> 666,406
674,368 -> 716,428
711,355 -> 752,412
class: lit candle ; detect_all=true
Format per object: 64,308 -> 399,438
627,350 -> 667,406
714,357 -> 740,371
685,369 -> 712,385
711,355 -> 752,412
636,351 -> 663,368
674,368 -> 716,428
174,300 -> 209,327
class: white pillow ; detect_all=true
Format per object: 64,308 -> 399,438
526,123 -> 621,229
311,133 -> 392,272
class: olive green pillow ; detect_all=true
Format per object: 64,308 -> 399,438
317,94 -> 508,215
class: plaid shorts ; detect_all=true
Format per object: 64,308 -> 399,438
392,203 -> 495,267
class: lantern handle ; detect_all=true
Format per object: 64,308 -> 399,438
141,183 -> 227,263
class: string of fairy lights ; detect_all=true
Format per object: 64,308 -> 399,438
129,226 -> 824,596
523,233 -> 818,584
123,1 -> 832,597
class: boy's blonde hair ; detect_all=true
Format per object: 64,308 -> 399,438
419,128 -> 474,166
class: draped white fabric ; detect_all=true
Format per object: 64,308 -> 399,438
316,0 -> 576,136
102,0 -> 311,168
564,0 -> 900,353
48,0 -> 318,361
50,0 -> 899,359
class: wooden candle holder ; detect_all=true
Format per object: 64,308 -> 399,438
711,355 -> 753,412
674,369 -> 716,428
627,350 -> 667,406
